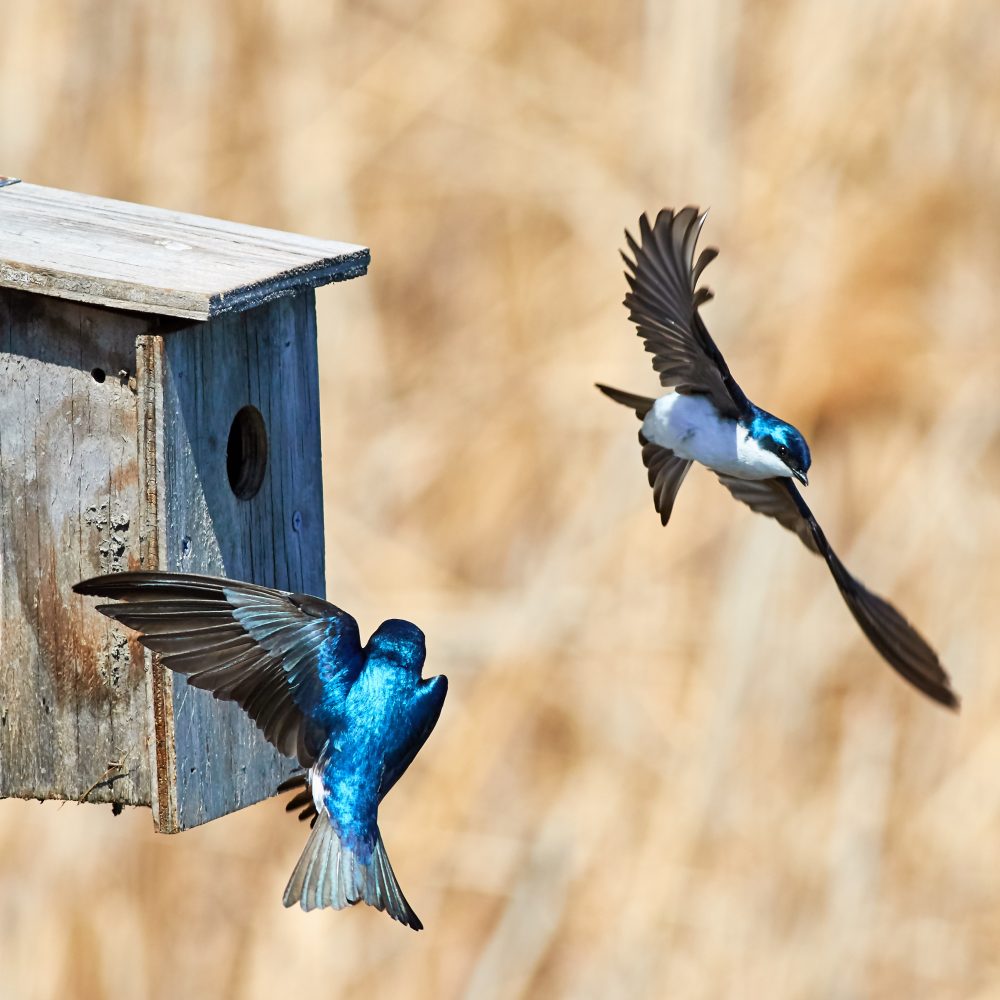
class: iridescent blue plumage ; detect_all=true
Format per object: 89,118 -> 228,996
72,571 -> 448,929
320,621 -> 446,854
747,406 -> 812,484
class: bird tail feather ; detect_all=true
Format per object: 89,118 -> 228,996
282,813 -> 423,930
595,383 -> 655,419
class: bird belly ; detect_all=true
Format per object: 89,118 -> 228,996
642,393 -> 739,473
641,393 -> 784,479
314,754 -> 382,854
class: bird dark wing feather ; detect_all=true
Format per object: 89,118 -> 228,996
640,433 -> 692,527
623,207 -> 750,419
716,475 -> 821,554
595,383 -> 655,419
716,477 -> 958,709
73,572 -> 365,766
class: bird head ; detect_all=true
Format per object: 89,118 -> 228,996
753,412 -> 812,486
367,619 -> 427,672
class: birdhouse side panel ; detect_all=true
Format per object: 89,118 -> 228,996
0,289 -> 153,807
153,289 -> 326,831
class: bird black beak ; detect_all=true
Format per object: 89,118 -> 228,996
793,469 -> 809,486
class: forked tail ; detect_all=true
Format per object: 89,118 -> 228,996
283,812 -> 423,930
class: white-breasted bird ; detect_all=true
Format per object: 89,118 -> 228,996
598,207 -> 958,709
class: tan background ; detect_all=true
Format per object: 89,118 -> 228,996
1,1 -> 998,997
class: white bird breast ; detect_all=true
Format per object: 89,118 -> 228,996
641,393 -> 792,480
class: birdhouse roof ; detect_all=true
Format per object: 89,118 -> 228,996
0,180 -> 369,321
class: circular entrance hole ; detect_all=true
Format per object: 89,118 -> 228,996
226,405 -> 268,500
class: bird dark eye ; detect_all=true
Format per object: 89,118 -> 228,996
778,445 -> 788,457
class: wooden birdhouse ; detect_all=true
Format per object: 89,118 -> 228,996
0,179 -> 368,832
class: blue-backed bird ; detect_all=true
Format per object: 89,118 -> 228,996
597,207 -> 958,709
72,572 -> 448,928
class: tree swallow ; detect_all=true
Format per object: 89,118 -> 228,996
73,571 -> 448,928
597,207 -> 958,709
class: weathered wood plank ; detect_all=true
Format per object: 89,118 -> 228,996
0,290 -> 326,826
152,289 -> 326,831
0,288 -> 152,807
135,333 -> 177,829
0,183 -> 369,320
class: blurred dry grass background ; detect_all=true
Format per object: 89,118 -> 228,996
1,1 -> 999,997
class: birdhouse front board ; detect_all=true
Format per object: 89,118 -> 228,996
0,181 -> 368,831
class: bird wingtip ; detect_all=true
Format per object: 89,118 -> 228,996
939,685 -> 961,712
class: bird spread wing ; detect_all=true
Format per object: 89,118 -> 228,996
640,433 -> 692,527
73,572 -> 365,766
715,476 -> 958,708
623,207 -> 749,420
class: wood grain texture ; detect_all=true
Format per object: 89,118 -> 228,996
135,333 -> 178,830
1,287 -> 327,830
0,182 -> 369,320
0,288 -> 152,807
154,289 -> 326,830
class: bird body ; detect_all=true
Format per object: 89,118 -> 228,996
598,206 -> 957,709
324,666 -> 436,817
73,572 -> 447,930
318,639 -> 447,851
641,392 -> 805,482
